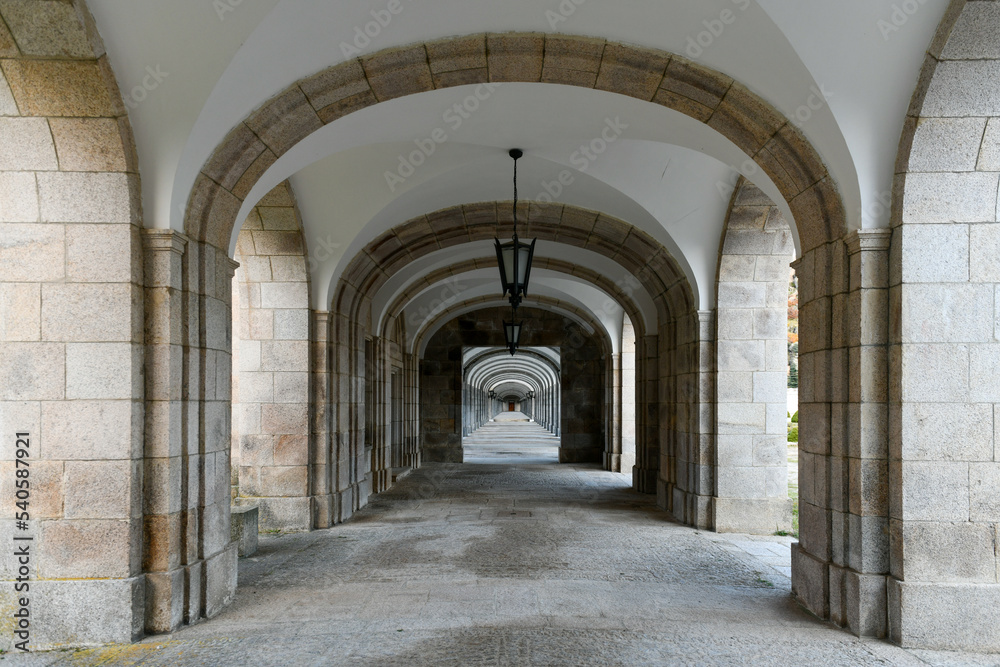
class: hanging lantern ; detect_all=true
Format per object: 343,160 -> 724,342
503,312 -> 522,356
494,149 -> 536,309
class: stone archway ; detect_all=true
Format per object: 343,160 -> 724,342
331,202 -> 691,498
176,31 -> 850,641
421,304 -> 610,464
186,34 -> 844,257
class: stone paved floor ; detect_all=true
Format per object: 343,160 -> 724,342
5,416 -> 999,665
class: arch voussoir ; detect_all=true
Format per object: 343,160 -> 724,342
187,33 -> 845,260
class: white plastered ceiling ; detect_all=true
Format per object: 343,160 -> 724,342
88,0 -> 949,325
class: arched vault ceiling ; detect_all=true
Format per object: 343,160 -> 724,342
88,2 -> 947,308
89,0 -> 946,236
416,299 -> 601,358
281,95 -> 752,310
400,269 -> 624,354
373,246 -> 654,337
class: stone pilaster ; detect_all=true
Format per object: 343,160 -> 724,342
791,237 -> 850,627
142,230 -> 189,633
310,311 -> 333,528
636,334 -> 659,494
831,229 -> 891,636
606,352 -> 623,471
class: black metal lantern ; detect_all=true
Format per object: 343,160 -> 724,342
495,149 -> 536,309
503,305 -> 522,356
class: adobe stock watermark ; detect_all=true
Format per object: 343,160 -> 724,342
124,65 -> 168,109
545,0 -> 588,29
859,189 -> 893,228
532,116 -> 629,203
213,0 -> 244,21
384,82 -> 503,192
305,233 -> 342,273
877,0 -> 932,41
788,84 -> 834,129
684,0 -> 751,60
406,274 -> 471,332
716,159 -> 763,203
339,0 -> 413,58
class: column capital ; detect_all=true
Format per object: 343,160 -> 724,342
142,228 -> 189,255
222,256 -> 240,278
845,229 -> 891,256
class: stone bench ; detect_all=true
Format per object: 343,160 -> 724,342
231,504 -> 259,557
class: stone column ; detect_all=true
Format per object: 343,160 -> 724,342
831,230 -> 891,635
636,334 -> 658,493
606,352 -> 623,471
310,311 -> 333,528
142,230 -> 189,632
791,238 -> 850,628
331,312 -> 353,521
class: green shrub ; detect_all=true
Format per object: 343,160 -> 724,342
791,411 -> 798,423
787,427 -> 798,442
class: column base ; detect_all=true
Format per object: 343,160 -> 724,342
670,486 -> 714,529
792,542 -> 829,619
888,579 -> 1000,651
0,576 -> 144,650
714,497 -> 792,534
311,493 -> 334,529
145,568 -> 184,633
236,496 -> 311,532
632,465 -> 657,494
205,542 -> 238,619
337,486 -> 355,523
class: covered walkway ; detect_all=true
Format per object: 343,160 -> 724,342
463,411 -> 560,464
35,425 -> 963,666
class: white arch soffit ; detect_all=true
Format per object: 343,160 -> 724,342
465,347 -> 561,380
480,375 -> 549,399
464,346 -> 560,368
416,299 -> 599,358
239,87 -> 794,311
373,242 -> 658,336
467,356 -> 558,390
467,350 -> 557,376
88,2 -> 948,292
468,360 -> 555,388
485,375 -> 544,395
402,270 -> 622,354
88,1 -> 907,241
491,379 -> 534,398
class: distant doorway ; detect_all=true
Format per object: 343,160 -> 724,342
508,401 -> 515,412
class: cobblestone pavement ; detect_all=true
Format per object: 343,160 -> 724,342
5,418 -> 998,666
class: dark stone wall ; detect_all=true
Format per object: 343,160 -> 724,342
420,307 -> 606,463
